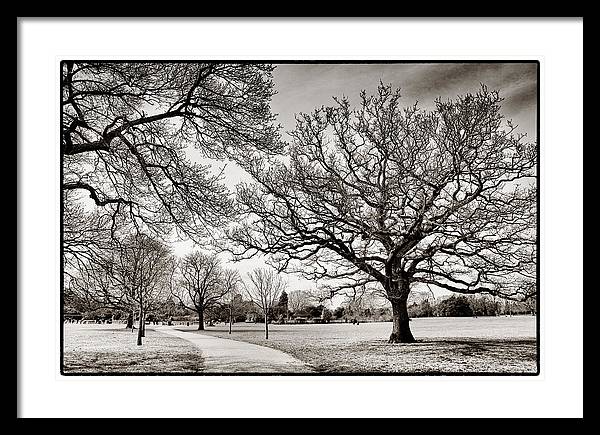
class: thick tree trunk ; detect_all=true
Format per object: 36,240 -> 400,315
141,314 -> 146,337
388,296 -> 416,344
137,307 -> 144,345
197,309 -> 204,330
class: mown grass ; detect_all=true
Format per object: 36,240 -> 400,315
63,324 -> 204,374
63,317 -> 537,374
197,318 -> 537,374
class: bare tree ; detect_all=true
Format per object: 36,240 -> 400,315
65,260 -> 117,315
63,191 -> 117,279
287,290 -> 314,315
245,268 -> 286,339
229,84 -> 537,343
222,269 -> 242,334
341,285 -> 386,320
111,234 -> 172,344
69,233 -> 173,344
172,252 -> 229,330
62,62 -> 282,264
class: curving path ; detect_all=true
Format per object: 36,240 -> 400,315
156,326 -> 314,373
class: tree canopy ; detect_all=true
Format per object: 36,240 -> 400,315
228,84 -> 537,342
62,62 -> 281,249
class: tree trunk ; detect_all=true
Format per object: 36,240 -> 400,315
388,296 -> 415,344
141,314 -> 145,337
229,306 -> 232,335
126,312 -> 133,330
197,308 -> 204,330
137,307 -> 144,345
265,311 -> 269,340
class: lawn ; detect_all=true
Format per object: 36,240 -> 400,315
63,323 -> 205,374
194,316 -> 538,374
63,316 -> 537,374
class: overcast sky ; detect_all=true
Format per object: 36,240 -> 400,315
177,62 -> 538,302
272,62 -> 537,139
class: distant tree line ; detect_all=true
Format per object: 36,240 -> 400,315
66,278 -> 536,331
407,294 -> 536,318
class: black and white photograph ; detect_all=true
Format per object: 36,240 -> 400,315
18,17 -> 583,419
61,61 -> 539,375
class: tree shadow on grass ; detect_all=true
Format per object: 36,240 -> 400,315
381,337 -> 536,355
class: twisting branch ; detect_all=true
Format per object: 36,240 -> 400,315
226,83 -> 537,342
62,62 -> 282,253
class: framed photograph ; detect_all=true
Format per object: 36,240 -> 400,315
60,60 -> 539,376
18,18 -> 583,418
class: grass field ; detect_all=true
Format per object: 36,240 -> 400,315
63,316 -> 537,374
63,324 -> 205,374
194,316 -> 538,374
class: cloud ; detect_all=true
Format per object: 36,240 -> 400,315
272,63 -> 538,138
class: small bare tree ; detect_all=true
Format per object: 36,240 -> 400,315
287,290 -> 314,315
245,268 -> 285,339
112,234 -> 172,344
222,269 -> 242,334
172,252 -> 229,330
69,233 -> 173,345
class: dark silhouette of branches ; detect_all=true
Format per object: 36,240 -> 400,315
62,62 -> 282,249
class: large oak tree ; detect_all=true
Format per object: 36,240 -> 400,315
228,84 -> 537,343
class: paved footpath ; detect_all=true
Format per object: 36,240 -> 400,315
156,326 -> 314,373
